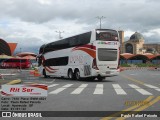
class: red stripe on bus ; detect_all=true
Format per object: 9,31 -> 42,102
45,67 -> 57,73
73,45 -> 96,50
72,47 -> 96,58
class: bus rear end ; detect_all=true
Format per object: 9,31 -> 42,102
92,29 -> 120,80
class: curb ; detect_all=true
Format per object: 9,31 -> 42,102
120,67 -> 147,71
120,67 -> 160,72
148,67 -> 160,71
120,67 -> 160,71
6,79 -> 22,85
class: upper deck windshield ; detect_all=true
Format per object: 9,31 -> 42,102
96,30 -> 118,41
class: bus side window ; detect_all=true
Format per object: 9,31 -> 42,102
69,37 -> 76,47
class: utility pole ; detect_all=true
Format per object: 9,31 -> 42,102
96,16 -> 105,29
19,48 -> 22,72
55,31 -> 64,39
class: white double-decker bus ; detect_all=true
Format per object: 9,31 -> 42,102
37,29 -> 120,81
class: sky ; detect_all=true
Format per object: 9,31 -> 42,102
0,0 -> 160,54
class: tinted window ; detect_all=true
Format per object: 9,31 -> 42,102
39,44 -> 46,54
5,59 -> 27,63
44,57 -> 68,66
98,48 -> 117,61
79,32 -> 91,45
96,30 -> 118,41
43,32 -> 91,53
0,59 -> 7,63
125,43 -> 133,54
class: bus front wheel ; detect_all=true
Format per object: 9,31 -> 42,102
43,69 -> 47,78
68,69 -> 74,79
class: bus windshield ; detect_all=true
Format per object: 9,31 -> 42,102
96,30 -> 118,41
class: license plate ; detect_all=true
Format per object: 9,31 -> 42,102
106,71 -> 110,74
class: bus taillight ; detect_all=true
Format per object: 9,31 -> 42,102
92,58 -> 99,70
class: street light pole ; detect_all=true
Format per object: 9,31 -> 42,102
20,48 -> 22,72
96,16 -> 105,29
55,31 -> 64,39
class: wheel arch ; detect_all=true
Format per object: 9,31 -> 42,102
74,68 -> 79,73
68,68 -> 73,73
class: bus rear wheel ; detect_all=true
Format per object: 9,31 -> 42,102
85,77 -> 95,81
75,69 -> 80,80
97,76 -> 105,81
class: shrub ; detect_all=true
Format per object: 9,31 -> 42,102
135,63 -> 160,67
120,64 -> 131,67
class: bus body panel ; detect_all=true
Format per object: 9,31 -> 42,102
38,29 -> 120,79
42,47 -> 93,78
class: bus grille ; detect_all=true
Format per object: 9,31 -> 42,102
84,65 -> 91,76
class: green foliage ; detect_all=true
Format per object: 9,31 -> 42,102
120,64 -> 131,67
135,63 -> 160,67
120,63 -> 160,67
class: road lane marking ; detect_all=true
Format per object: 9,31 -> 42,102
49,84 -> 73,94
121,74 -> 160,92
47,83 -> 159,95
23,82 -> 38,84
112,84 -> 127,95
71,84 -> 88,94
93,84 -> 103,94
45,79 -> 56,83
128,84 -> 152,95
116,96 -> 160,120
133,96 -> 160,110
130,74 -> 137,75
101,96 -> 154,120
144,84 -> 160,91
120,74 -> 144,85
48,84 -> 59,88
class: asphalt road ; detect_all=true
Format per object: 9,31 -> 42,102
1,69 -> 160,120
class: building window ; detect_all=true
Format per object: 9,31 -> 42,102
125,43 -> 133,54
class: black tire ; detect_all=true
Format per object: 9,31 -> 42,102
97,76 -> 105,81
68,69 -> 74,79
86,77 -> 95,81
75,69 -> 80,80
43,69 -> 47,78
